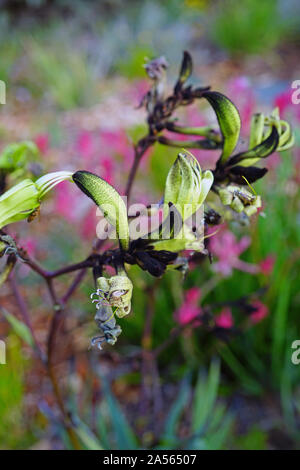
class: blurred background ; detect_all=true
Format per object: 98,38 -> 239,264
0,0 -> 300,450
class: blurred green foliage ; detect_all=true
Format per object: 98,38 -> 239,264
0,337 -> 35,449
210,0 -> 296,55
59,360 -> 234,450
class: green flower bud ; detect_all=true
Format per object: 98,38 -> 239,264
149,152 -> 213,253
203,91 -> 241,164
72,171 -> 130,250
0,171 -> 73,229
164,151 -> 213,221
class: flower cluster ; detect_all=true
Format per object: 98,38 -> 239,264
0,51 -> 294,348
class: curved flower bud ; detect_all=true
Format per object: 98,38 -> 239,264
203,91 -> 241,165
72,170 -> 130,250
0,171 -> 73,229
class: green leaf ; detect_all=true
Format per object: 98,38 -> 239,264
1,308 -> 34,348
72,171 -> 129,250
203,91 -> 241,164
73,418 -> 103,450
163,376 -> 190,445
271,276 -> 291,379
220,346 -> 263,395
205,412 -> 233,450
101,378 -> 138,450
192,359 -> 220,433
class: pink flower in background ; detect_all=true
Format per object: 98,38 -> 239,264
54,181 -> 78,223
129,79 -> 149,103
210,227 -> 259,276
215,307 -> 234,329
185,287 -> 201,304
100,130 -> 133,165
259,255 -> 275,276
186,106 -> 208,128
250,301 -> 269,324
77,131 -> 94,160
265,151 -> 281,171
274,89 -> 293,116
274,88 -> 300,123
227,77 -> 255,132
22,237 -> 37,257
175,287 -> 202,326
100,157 -> 115,185
80,206 -> 98,240
34,134 -> 49,154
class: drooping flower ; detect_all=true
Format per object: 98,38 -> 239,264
90,269 -> 133,349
